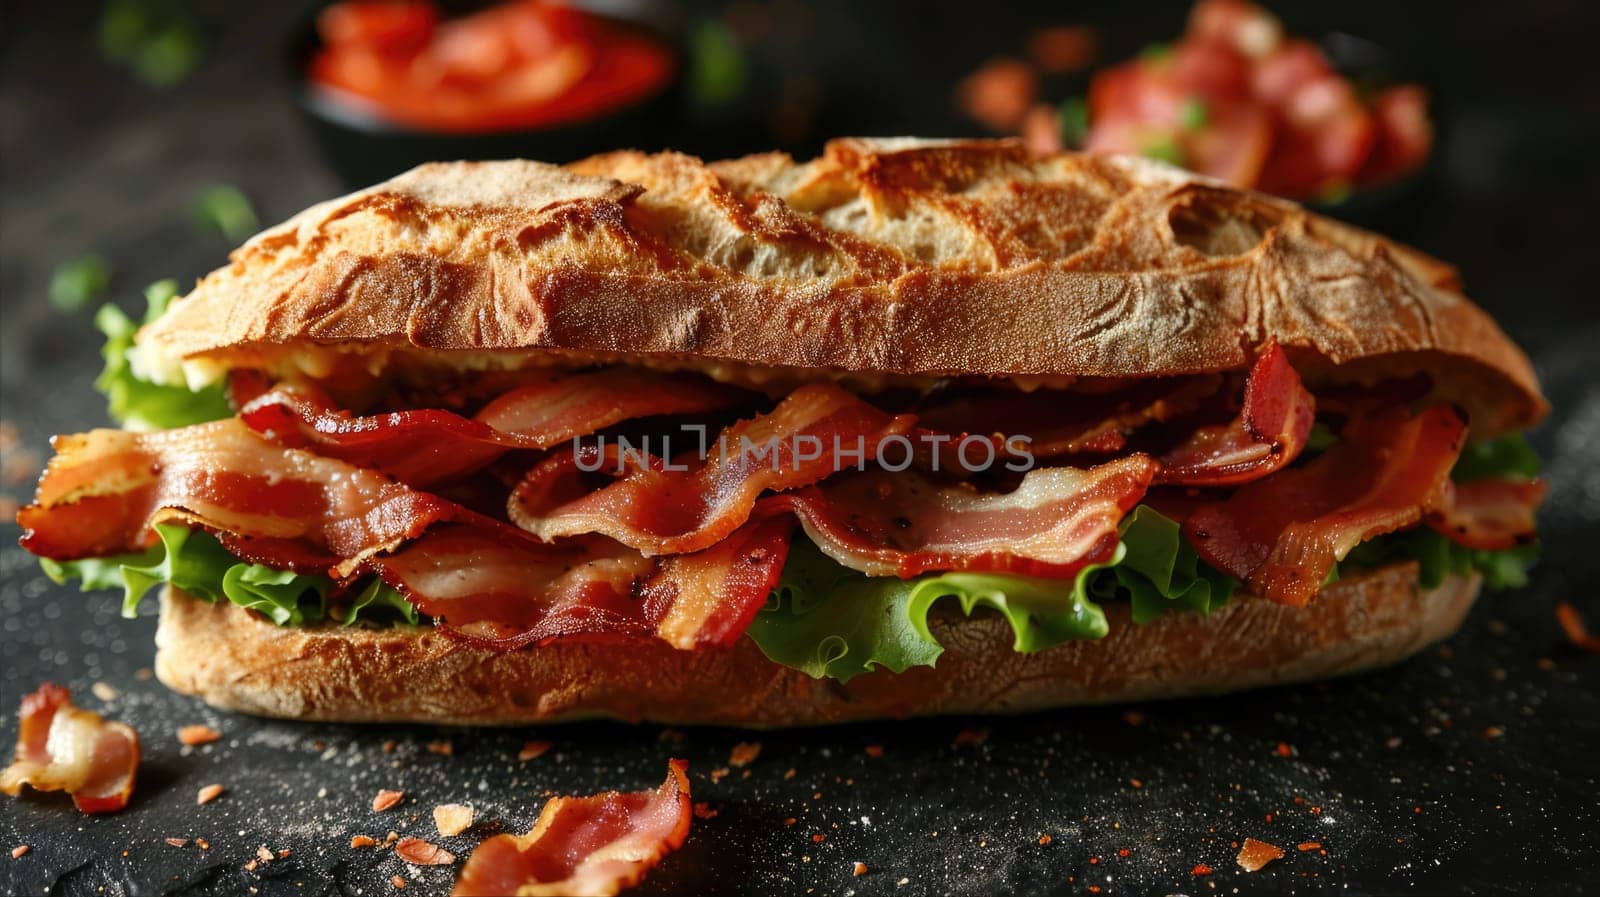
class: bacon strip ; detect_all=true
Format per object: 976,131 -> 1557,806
1156,343 -> 1315,486
1,684 -> 139,815
1426,478 -> 1546,550
916,376 -> 1222,458
453,759 -> 692,897
509,383 -> 915,555
373,517 -> 791,650
240,370 -> 747,487
765,455 -> 1158,579
1185,404 -> 1467,605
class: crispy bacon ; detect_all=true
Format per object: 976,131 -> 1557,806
764,455 -> 1158,578
17,420 -> 457,575
375,517 -> 791,650
1427,478 -> 1545,550
453,759 -> 692,897
1,684 -> 139,814
916,376 -> 1221,459
509,383 -> 915,555
1185,404 -> 1467,605
1157,343 -> 1313,485
240,370 -> 747,487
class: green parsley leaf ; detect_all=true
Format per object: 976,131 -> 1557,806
49,255 -> 112,312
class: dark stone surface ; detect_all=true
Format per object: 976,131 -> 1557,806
1,2 -> 1596,894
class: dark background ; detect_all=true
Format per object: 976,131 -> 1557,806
2,1 -> 1597,895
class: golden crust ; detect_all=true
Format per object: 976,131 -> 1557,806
138,138 -> 1544,434
154,563 -> 1476,727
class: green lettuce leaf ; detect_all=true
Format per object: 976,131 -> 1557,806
42,523 -> 417,626
747,539 -> 1113,683
95,279 -> 231,430
1344,526 -> 1539,590
1451,433 -> 1541,482
1097,506 -> 1238,625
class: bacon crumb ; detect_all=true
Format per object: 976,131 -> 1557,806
709,767 -> 730,784
91,682 -> 119,702
1555,603 -> 1600,652
350,835 -> 377,849
385,831 -> 400,845
783,768 -> 797,780
693,801 -> 719,820
864,745 -> 884,758
433,803 -> 473,837
195,838 -> 210,850
1237,838 -> 1285,872
372,789 -> 404,812
1129,778 -> 1143,788
853,861 -> 868,877
784,817 -> 797,826
164,838 -> 188,848
179,726 -> 221,746
1037,834 -> 1052,845
1297,841 -> 1322,851
1118,848 -> 1130,857
381,739 -> 396,753
196,784 -> 224,805
729,741 -> 762,768
10,846 -> 28,859
517,740 -> 552,762
952,728 -> 989,747
1121,710 -> 1144,726
390,874 -> 407,889
1484,726 -> 1505,739
278,849 -> 290,858
425,740 -> 453,756
1192,863 -> 1214,875
396,836 -> 455,866
1088,887 -> 1102,894
1275,742 -> 1293,757
812,833 -> 826,843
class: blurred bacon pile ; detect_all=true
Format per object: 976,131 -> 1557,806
958,0 -> 1432,200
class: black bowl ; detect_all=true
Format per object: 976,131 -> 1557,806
287,5 -> 684,189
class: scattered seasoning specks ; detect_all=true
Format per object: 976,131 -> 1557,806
179,725 -> 221,746
729,741 -> 762,768
1237,838 -> 1285,871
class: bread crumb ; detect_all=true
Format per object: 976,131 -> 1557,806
390,874 -> 407,889
812,833 -> 826,843
517,740 -> 552,762
1038,834 -> 1052,845
381,739 -> 396,753
255,846 -> 275,864
384,831 -> 400,845
90,682 -> 119,702
395,837 -> 455,866
853,861 -> 868,877
1297,841 -> 1322,851
195,838 -> 210,850
350,835 -> 377,849
10,846 -> 28,859
434,804 -> 473,837
729,741 -> 762,768
372,790 -> 404,812
243,859 -> 258,872
1192,863 -> 1213,875
1237,838 -> 1285,872
179,725 -> 222,746
196,784 -> 225,805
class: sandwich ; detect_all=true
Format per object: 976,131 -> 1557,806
18,138 -> 1547,726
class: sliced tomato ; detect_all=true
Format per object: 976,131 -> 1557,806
1184,99 -> 1273,185
316,1 -> 438,53
1361,84 -> 1433,184
1171,38 -> 1252,100
1259,74 -> 1376,196
1188,0 -> 1283,59
1251,39 -> 1332,106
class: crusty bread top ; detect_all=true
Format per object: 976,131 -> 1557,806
138,137 -> 1545,433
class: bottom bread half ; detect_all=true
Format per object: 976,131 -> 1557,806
154,562 -> 1477,727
